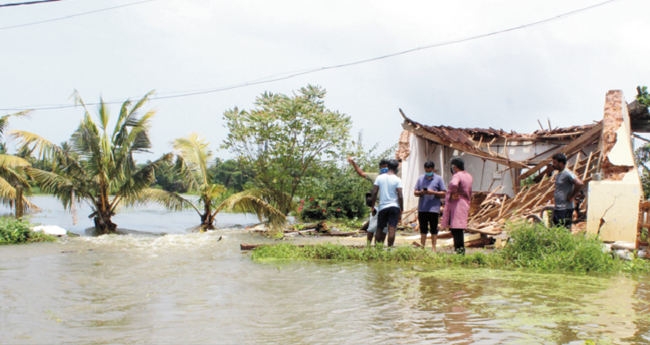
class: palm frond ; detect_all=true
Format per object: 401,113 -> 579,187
97,96 -> 110,133
138,188 -> 197,212
10,131 -> 88,185
113,91 -> 155,149
172,133 -> 212,187
10,130 -> 61,161
0,110 -> 31,140
113,153 -> 173,208
0,166 -> 31,188
0,154 -> 30,169
25,167 -> 78,209
172,156 -> 200,192
216,188 -> 287,233
0,175 -> 40,211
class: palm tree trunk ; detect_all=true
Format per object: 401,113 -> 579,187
93,211 -> 117,234
200,202 -> 215,230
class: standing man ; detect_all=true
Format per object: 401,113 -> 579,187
536,153 -> 584,229
370,159 -> 403,247
414,161 -> 446,251
348,157 -> 389,244
441,157 -> 473,254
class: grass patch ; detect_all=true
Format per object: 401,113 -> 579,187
0,217 -> 58,244
251,222 -> 650,274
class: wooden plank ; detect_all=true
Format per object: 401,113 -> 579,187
485,180 -> 550,220
572,152 -> 581,173
519,122 -> 603,180
498,195 -> 507,218
406,123 -> 529,169
582,152 -> 593,179
466,227 -> 502,236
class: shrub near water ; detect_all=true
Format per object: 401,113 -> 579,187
251,222 -> 650,274
0,217 -> 57,244
501,222 -> 615,273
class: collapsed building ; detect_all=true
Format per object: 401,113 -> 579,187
397,90 -> 649,253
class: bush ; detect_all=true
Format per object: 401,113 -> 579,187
298,170 -> 369,221
501,222 -> 615,273
0,217 -> 57,244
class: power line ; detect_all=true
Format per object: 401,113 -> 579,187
0,0 -> 64,8
0,0 -> 158,31
0,0 -> 623,112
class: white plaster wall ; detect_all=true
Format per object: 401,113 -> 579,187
586,181 -> 640,242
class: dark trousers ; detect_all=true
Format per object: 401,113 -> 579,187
552,209 -> 574,229
451,228 -> 465,254
418,212 -> 439,235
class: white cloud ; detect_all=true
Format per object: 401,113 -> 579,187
2,0 -> 649,161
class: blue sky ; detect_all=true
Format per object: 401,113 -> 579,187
1,0 -> 648,161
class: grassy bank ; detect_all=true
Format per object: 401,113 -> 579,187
252,222 -> 650,274
0,217 -> 58,244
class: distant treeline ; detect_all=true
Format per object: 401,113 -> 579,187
146,158 -> 252,193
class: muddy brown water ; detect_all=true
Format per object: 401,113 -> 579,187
1,197 -> 649,344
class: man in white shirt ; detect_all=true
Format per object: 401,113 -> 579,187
370,159 -> 404,247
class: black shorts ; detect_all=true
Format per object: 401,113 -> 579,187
552,209 -> 574,229
418,212 -> 439,235
377,207 -> 401,230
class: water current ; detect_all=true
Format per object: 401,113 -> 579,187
1,197 -> 649,344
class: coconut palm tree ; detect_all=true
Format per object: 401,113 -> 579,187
0,111 -> 36,210
151,133 -> 287,232
11,92 -> 171,234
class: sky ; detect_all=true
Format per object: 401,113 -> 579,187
1,0 -> 649,162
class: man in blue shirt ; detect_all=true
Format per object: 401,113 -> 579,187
414,161 -> 446,251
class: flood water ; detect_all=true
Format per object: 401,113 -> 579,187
1,197 -> 649,344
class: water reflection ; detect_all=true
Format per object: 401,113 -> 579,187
390,268 -> 650,344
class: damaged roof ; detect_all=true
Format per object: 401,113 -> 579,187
400,109 -> 600,145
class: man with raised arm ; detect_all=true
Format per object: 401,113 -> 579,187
348,157 -> 389,244
370,159 -> 403,247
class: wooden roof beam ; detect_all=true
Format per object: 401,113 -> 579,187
403,122 -> 529,169
518,121 -> 603,180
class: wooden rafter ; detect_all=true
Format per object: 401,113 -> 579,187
518,122 -> 603,181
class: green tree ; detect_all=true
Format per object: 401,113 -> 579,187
150,160 -> 188,193
208,158 -> 252,192
11,92 -> 171,234
637,86 -> 650,107
298,132 -> 399,220
153,133 -> 286,231
222,85 -> 352,214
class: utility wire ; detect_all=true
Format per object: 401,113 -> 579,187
0,0 -> 157,31
0,0 -> 64,8
0,0 -> 623,112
